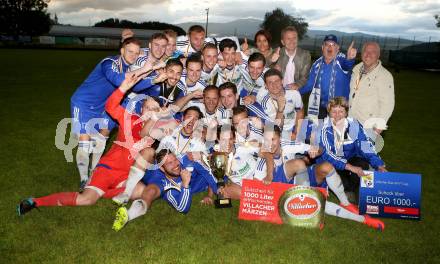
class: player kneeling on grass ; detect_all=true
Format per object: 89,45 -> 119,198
221,126 -> 385,231
112,149 -> 218,231
17,74 -> 162,215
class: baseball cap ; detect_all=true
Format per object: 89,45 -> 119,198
323,34 -> 338,44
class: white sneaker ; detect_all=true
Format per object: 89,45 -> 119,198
112,193 -> 130,206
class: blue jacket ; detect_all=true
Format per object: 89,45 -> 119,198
141,155 -> 218,214
317,117 -> 385,170
300,53 -> 354,108
71,55 -> 154,111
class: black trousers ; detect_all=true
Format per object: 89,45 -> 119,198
337,157 -> 370,193
318,106 -> 328,120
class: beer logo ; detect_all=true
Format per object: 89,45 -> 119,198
284,193 -> 321,220
278,186 -> 326,228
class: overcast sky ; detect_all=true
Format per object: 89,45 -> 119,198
48,0 -> 440,41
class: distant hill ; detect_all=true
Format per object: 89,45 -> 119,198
177,18 -> 420,50
177,18 -> 261,37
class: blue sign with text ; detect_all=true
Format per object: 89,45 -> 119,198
359,172 -> 421,220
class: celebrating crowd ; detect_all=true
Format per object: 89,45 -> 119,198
17,24 -> 395,232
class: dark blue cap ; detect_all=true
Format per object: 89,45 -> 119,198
323,34 -> 338,44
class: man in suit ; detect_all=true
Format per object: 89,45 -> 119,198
274,26 -> 312,90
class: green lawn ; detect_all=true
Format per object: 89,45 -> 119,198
0,49 -> 439,264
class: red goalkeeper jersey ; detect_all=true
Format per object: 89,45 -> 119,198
98,89 -> 152,172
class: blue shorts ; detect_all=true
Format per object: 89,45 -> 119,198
70,103 -> 107,135
142,169 -> 167,196
308,165 -> 328,188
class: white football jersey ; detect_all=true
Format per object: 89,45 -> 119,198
235,119 -> 263,144
227,145 -> 258,186
237,67 -> 268,103
253,155 -> 284,181
176,35 -> 215,57
216,65 -> 243,87
199,105 -> 231,126
260,90 -> 303,132
200,65 -> 220,86
177,75 -> 207,110
157,126 -> 207,156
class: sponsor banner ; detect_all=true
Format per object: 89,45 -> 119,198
359,171 -> 421,220
238,179 -> 327,228
85,38 -> 107,46
39,36 -> 55,44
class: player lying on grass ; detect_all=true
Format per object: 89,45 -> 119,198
111,104 -> 207,206
17,74 -> 163,215
112,149 -> 219,231
220,126 -> 385,231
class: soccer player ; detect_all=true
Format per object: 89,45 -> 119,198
70,37 -> 157,190
200,43 -> 220,85
112,149 -> 219,231
176,25 -> 214,57
200,85 -> 230,126
17,74 -> 159,215
218,82 -> 269,124
163,29 -> 184,61
178,55 -> 207,110
216,38 -> 244,87
260,68 -> 304,140
138,58 -> 185,107
250,126 -> 385,230
213,125 -> 259,199
157,106 -> 206,157
238,52 -> 268,105
130,58 -> 202,113
98,33 -> 168,144
231,106 -> 263,145
138,32 -> 168,59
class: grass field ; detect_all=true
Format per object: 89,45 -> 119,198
0,48 -> 439,264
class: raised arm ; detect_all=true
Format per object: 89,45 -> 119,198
299,62 -> 318,95
172,90 -> 203,111
194,159 -> 218,194
105,74 -> 142,123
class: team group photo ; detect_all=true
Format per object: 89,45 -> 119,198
1,0 -> 439,263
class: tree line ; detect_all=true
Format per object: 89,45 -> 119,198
94,18 -> 186,36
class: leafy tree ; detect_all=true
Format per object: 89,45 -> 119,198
94,18 -> 186,36
435,15 -> 440,28
260,8 -> 308,46
0,0 -> 52,37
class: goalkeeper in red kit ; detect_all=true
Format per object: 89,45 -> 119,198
17,74 -> 160,215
